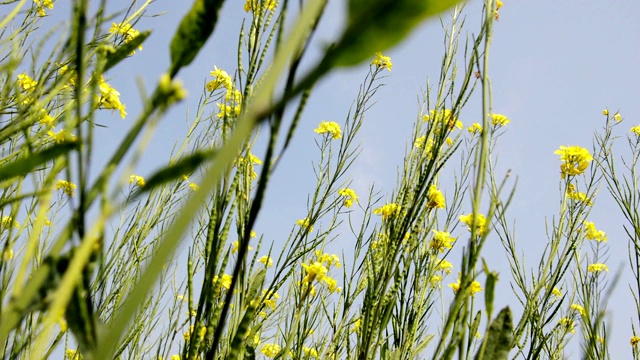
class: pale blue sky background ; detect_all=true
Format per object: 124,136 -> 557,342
15,0 -> 640,357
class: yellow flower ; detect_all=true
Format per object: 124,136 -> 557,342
631,335 -> 640,346
429,230 -> 456,253
189,183 -> 199,191
38,109 -> 55,127
459,213 -> 487,235
414,136 -> 434,156
17,73 -> 38,92
350,318 -> 361,333
602,109 -> 609,116
551,287 -> 563,297
170,355 -> 180,360
315,251 -> 342,268
303,346 -> 319,358
260,289 -> 279,309
490,113 -> 510,126
260,343 -> 281,358
429,275 -> 442,285
371,52 -> 392,71
467,122 -> 483,135
374,203 -> 401,220
565,184 -> 593,206
259,256 -> 273,267
324,276 -> 341,293
314,121 -> 342,139
437,259 -> 453,274
129,175 -> 146,187
56,180 -> 76,197
109,22 -> 143,53
216,103 -> 241,118
1,216 -> 19,229
630,125 -> 640,136
302,261 -> 328,284
296,217 -> 314,233
449,277 -> 482,296
33,0 -> 53,16
231,241 -> 253,253
65,349 -> 81,360
587,263 -> 608,273
206,66 -> 233,91
48,129 -> 77,144
558,318 -> 575,334
3,248 -> 13,261
554,145 -> 593,177
213,274 -> 233,290
96,76 -> 127,118
423,109 -> 462,130
250,230 -> 257,238
338,188 -> 358,208
496,0 -> 503,10
427,185 -> 445,209
244,0 -> 277,13
614,113 -> 622,122
582,221 -> 607,242
570,303 -> 586,316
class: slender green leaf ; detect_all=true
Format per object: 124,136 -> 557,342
474,307 -> 513,360
0,142 -> 78,182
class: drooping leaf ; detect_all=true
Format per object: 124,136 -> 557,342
474,307 -> 513,360
169,0 -> 226,77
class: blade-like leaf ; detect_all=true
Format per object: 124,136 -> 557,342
0,142 -> 78,182
474,307 -> 513,360
104,31 -> 151,72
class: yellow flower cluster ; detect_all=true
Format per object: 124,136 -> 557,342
467,122 -> 483,135
48,129 -> 77,144
96,76 -> 127,118
56,180 -> 76,197
554,145 -> 593,177
371,52 -> 392,71
423,109 -> 463,131
570,303 -> 586,316
261,343 -> 281,358
631,335 -> 640,346
207,66 -> 242,120
587,263 -> 608,273
558,317 -> 575,334
213,274 -> 233,290
630,125 -> 640,136
109,22 -> 143,54
566,184 -> 592,206
490,113 -> 510,127
373,203 -> 401,220
1,216 -> 19,230
17,73 -> 38,92
129,175 -> 145,187
314,121 -> 342,139
426,185 -> 445,209
259,255 -> 273,267
337,188 -> 358,208
237,151 -> 263,179
296,217 -> 313,233
244,0 -> 277,13
33,0 -> 53,17
300,251 -> 342,295
583,221 -> 607,242
459,213 -> 487,236
429,230 -> 456,253
448,277 -> 482,296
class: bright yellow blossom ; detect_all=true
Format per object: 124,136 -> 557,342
490,113 -> 510,126
303,346 -> 319,358
459,213 -> 487,235
302,261 -> 327,284
217,103 -> 241,118
602,109 -> 609,116
631,335 -> 640,346
109,22 -> 143,53
259,256 -> 273,267
48,129 -> 77,144
630,125 -> 640,136
338,188 -> 358,208
314,121 -> 342,139
371,52 -> 392,71
566,184 -> 592,206
188,183 -> 199,191
570,303 -> 586,316
96,76 -> 127,118
213,274 -> 233,290
206,66 -> 233,91
129,175 -> 145,187
260,343 -> 281,358
614,113 -> 622,122
583,221 -> 607,242
551,287 -> 563,297
423,109 -> 462,130
34,0 -> 54,16
17,73 -> 38,92
1,216 -> 19,229
587,263 -> 608,273
374,203 -> 401,220
468,122 -> 483,135
437,259 -> 454,274
559,317 -> 575,334
427,185 -> 445,209
429,230 -> 456,253
554,145 -> 593,177
449,277 -> 482,296
296,217 -> 314,233
56,180 -> 76,197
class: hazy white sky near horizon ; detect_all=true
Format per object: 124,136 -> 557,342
17,0 -> 640,357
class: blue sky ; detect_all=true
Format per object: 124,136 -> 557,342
19,0 -> 640,357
